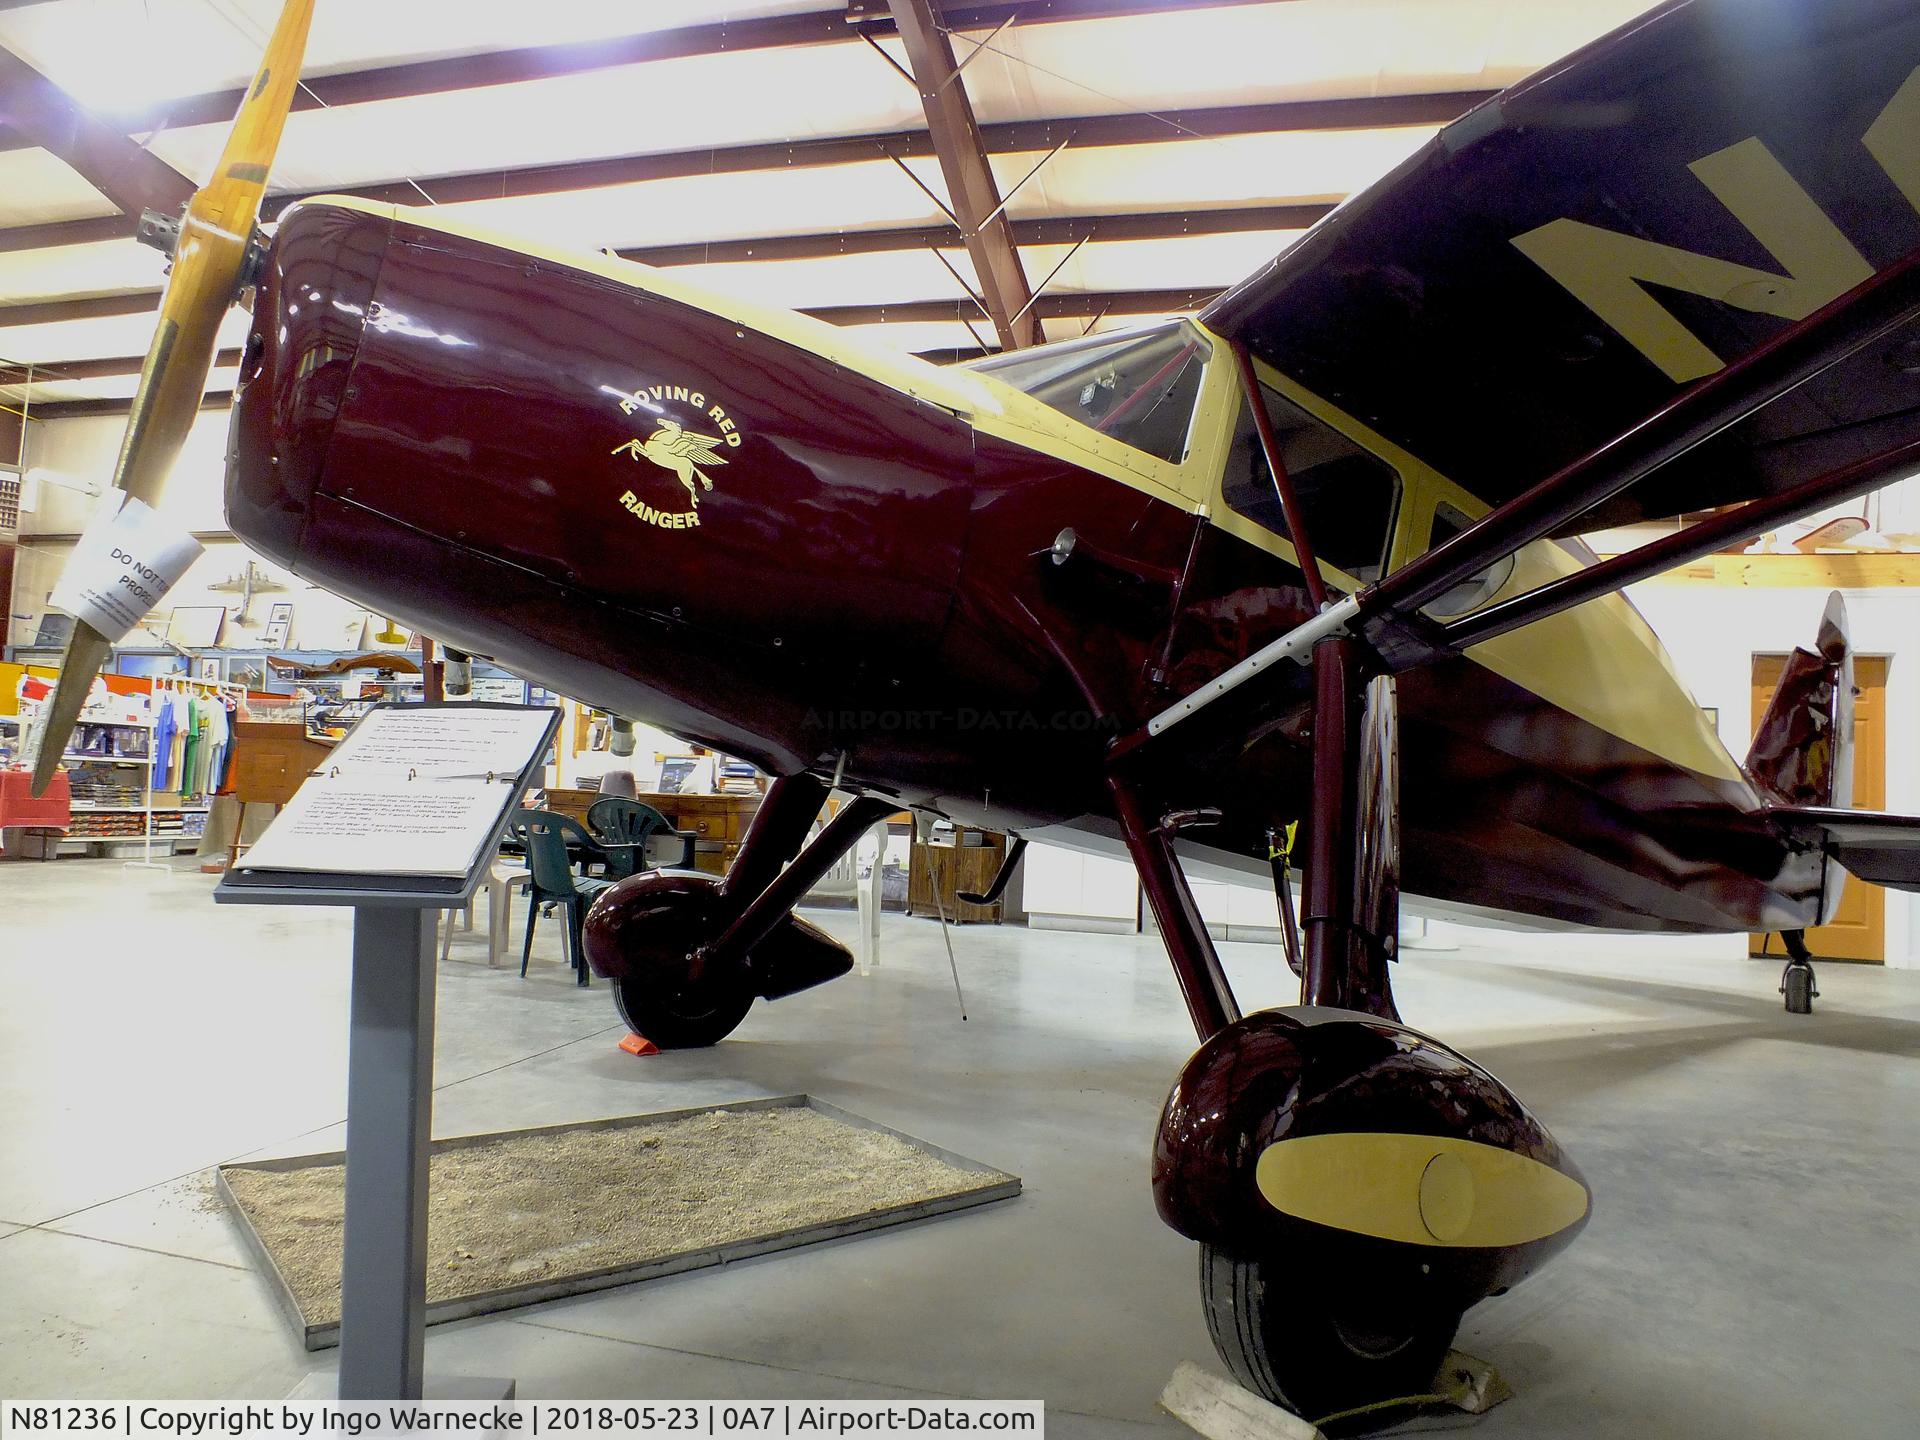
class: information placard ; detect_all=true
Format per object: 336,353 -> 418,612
237,705 -> 558,880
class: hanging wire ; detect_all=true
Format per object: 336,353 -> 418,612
935,19 -> 1228,147
918,14 -> 1247,340
196,0 -> 439,206
918,816 -> 969,1022
0,358 -> 37,431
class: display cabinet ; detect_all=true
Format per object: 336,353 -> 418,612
907,824 -> 1008,923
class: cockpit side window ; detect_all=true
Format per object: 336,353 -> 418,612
1220,385 -> 1401,582
968,322 -> 1209,465
1421,502 -> 1517,617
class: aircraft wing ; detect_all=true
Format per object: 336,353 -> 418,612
1772,806 -> 1920,890
1201,0 -> 1920,532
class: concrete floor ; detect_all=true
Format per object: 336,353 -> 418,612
2,858 -> 1919,1437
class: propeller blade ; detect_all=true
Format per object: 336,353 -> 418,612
28,0 -> 316,794
28,624 -> 114,790
193,0 -> 317,263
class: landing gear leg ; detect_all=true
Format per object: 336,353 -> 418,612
1299,636 -> 1400,1019
1149,640 -> 1597,1422
582,777 -> 895,1047
701,792 -> 900,973
1108,773 -> 1238,1041
1780,929 -> 1819,1014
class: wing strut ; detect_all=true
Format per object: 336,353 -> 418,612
1230,338 -> 1330,610
1445,435 -> 1920,650
1359,245 -> 1920,623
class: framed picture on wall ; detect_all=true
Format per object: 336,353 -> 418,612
33,612 -> 75,647
261,601 -> 294,648
165,606 -> 226,648
117,652 -> 187,680
226,656 -> 270,691
197,658 -> 221,682
469,676 -> 529,704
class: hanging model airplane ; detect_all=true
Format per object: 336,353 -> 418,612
26,0 -> 1920,1421
205,559 -> 286,623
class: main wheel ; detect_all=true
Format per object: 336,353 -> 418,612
614,965 -> 753,1049
583,875 -> 755,1049
1199,1244 -> 1461,1425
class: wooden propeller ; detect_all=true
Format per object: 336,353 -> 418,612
31,0 -> 316,794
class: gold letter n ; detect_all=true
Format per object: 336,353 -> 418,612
1512,137 -> 1872,382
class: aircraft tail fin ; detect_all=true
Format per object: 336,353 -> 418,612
1747,591 -> 1854,811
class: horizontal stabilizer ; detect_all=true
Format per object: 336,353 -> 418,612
1772,806 -> 1920,891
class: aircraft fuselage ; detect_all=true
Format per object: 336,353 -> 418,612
226,196 -> 1821,937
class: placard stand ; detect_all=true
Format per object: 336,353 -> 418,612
215,703 -> 560,1399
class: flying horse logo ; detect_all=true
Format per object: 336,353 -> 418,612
612,417 -> 730,506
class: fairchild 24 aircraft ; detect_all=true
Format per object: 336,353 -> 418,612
27,0 -> 1920,1420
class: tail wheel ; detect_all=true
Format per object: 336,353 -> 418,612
1199,1244 -> 1462,1425
1782,963 -> 1816,1014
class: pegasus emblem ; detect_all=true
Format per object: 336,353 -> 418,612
612,417 -> 730,507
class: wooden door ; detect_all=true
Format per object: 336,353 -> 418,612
1750,655 -> 1887,962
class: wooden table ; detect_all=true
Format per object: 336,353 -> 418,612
908,824 -> 1007,923
225,722 -> 337,868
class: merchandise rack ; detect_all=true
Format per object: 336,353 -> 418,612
50,718 -> 197,858
43,679 -> 235,860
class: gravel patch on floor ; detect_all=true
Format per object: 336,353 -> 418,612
222,1106 -> 1009,1327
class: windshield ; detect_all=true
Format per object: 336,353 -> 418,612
967,322 -> 1209,465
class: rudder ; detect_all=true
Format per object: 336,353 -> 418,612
1747,591 -> 1855,811
1748,592 -> 1855,923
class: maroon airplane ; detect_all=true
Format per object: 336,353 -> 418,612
30,0 -> 1920,1420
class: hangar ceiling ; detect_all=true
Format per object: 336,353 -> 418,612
0,0 -> 1655,417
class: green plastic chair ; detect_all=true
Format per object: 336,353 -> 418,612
585,797 -> 695,879
508,808 -> 613,985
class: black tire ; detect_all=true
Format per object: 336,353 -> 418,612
1783,965 -> 1815,1014
614,967 -> 753,1049
1199,1244 -> 1460,1425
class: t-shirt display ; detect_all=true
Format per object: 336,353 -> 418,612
181,697 -> 203,799
152,690 -> 178,790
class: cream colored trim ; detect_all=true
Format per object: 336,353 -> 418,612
303,194 -> 1209,515
963,319 -> 1228,514
1187,332 -> 1371,596
1467,539 -> 1744,782
1254,1132 -> 1590,1249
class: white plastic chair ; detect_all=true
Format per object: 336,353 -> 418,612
800,805 -> 887,974
441,859 -> 532,967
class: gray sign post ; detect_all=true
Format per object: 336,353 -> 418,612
341,905 -> 438,1397
215,702 -> 560,1399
